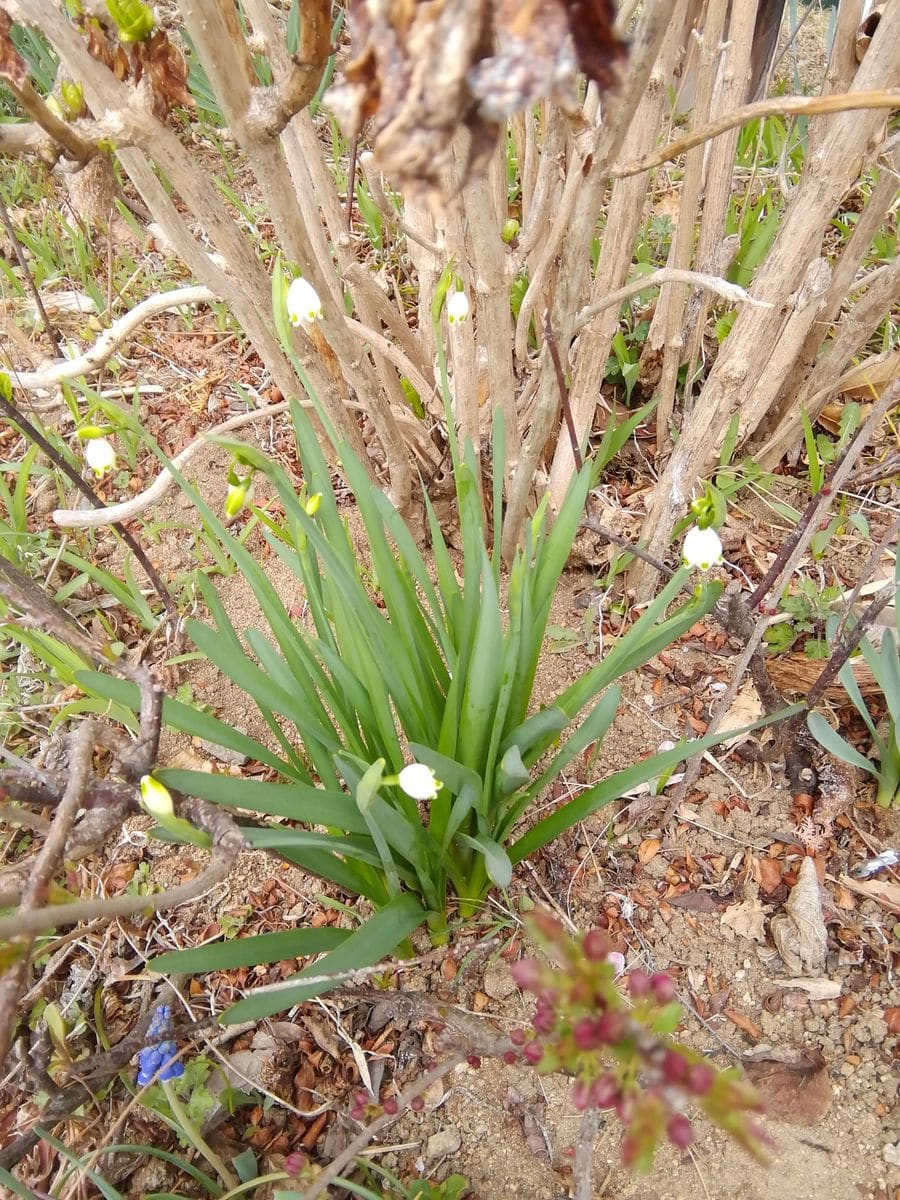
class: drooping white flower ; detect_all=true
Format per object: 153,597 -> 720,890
398,763 -> 443,801
682,525 -> 724,571
286,276 -> 323,326
84,436 -> 117,477
446,289 -> 469,324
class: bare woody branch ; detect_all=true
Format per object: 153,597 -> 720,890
610,89 -> 900,179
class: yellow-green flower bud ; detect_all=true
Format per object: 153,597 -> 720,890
60,80 -> 86,120
140,774 -> 174,817
225,479 -> 254,519
501,218 -> 520,244
105,0 -> 155,42
304,492 -> 322,516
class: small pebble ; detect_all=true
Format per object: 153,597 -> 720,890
425,1127 -> 462,1159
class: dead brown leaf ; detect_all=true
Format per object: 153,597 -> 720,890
758,856 -> 783,895
725,1008 -> 763,1041
721,897 -> 768,943
838,873 -> 900,913
669,891 -> 720,913
743,1048 -> 833,1125
637,838 -> 662,865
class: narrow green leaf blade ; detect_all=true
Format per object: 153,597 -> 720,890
221,895 -> 425,1021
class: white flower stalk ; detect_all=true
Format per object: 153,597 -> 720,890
84,436 -> 117,477
286,276 -> 323,326
682,525 -> 723,571
446,289 -> 469,324
397,763 -> 443,801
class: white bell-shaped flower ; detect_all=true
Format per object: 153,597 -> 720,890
286,276 -> 323,326
84,436 -> 117,477
397,763 -> 443,801
682,525 -> 724,571
446,289 -> 469,324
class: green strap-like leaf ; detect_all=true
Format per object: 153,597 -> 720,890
807,711 -> 876,776
221,894 -> 426,1021
149,925 -> 348,974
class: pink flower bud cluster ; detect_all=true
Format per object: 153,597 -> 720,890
505,911 -> 767,1172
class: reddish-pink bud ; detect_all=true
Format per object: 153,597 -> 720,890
511,958 -> 542,991
627,970 -> 652,998
571,1079 -> 591,1110
503,1049 -> 518,1065
582,929 -> 611,961
466,1055 -> 482,1069
533,1002 -> 555,1035
285,1152 -> 307,1177
382,1098 -> 399,1116
661,1049 -> 689,1085
523,1040 -> 544,1065
650,972 -> 677,1003
589,1074 -> 619,1108
594,1011 -> 627,1043
410,1095 -> 424,1112
686,1063 -> 715,1095
667,1114 -> 694,1148
510,1027 -> 526,1045
573,1017 -> 602,1050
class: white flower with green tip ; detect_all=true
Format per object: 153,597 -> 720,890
84,436 -> 117,477
286,276 -> 323,326
397,763 -> 443,801
682,525 -> 723,571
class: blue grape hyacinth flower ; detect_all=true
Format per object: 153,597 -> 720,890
137,1003 -> 185,1086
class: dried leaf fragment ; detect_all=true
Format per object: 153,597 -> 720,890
722,897 -> 768,943
770,856 -> 828,974
328,0 -> 625,198
743,1047 -> 833,1125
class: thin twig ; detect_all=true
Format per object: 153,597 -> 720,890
573,1108 -> 600,1200
573,267 -> 770,334
9,285 -> 213,391
300,1054 -> 468,1200
0,192 -> 62,357
0,394 -> 178,619
0,721 -> 95,1068
610,90 -> 900,179
544,311 -> 582,472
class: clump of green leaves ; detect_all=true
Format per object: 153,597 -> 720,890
764,577 -> 843,659
808,560 -> 900,808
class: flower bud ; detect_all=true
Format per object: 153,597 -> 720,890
582,928 -> 611,961
627,970 -> 652,999
685,1063 -> 715,1095
594,1011 -> 627,1044
382,1097 -> 399,1116
140,774 -> 174,818
650,972 -> 676,1003
661,1049 -> 689,1085
589,1074 -> 619,1108
523,1040 -> 543,1065
667,1114 -> 694,1148
304,491 -> 322,516
397,763 -> 442,801
225,479 -> 254,519
286,276 -> 323,326
510,958 -> 542,991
